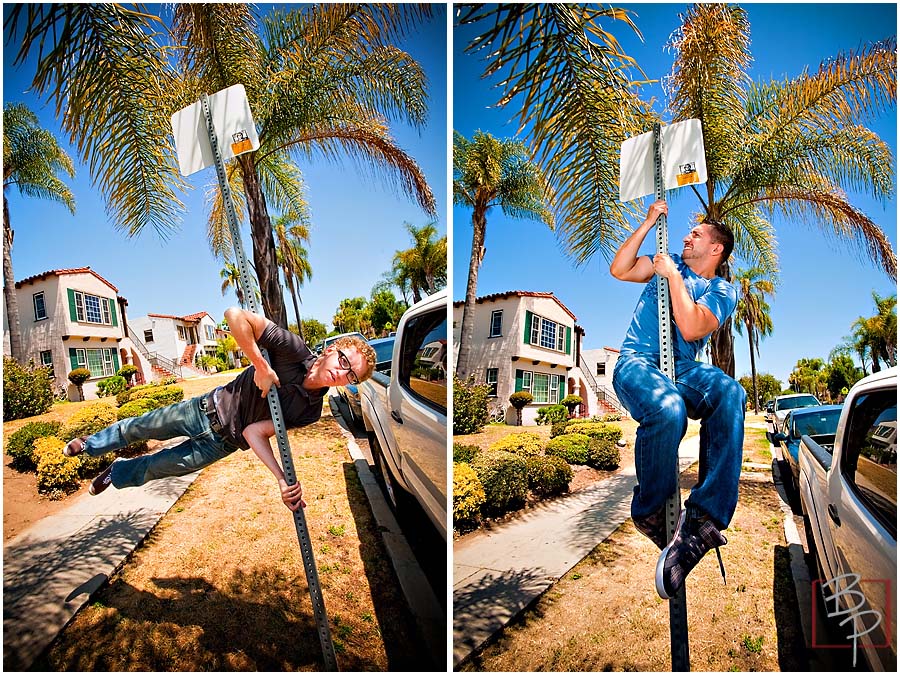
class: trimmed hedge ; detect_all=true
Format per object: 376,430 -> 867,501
564,421 -> 623,444
471,450 -> 528,515
587,436 -> 620,470
535,404 -> 568,426
96,375 -> 127,397
453,443 -> 481,465
526,454 -> 573,496
6,420 -> 63,471
33,437 -> 80,495
126,384 -> 184,407
488,432 -> 543,458
453,376 -> 490,434
3,357 -> 54,421
550,420 -> 572,438
453,462 -> 486,527
117,397 -> 161,421
60,403 -> 117,477
544,433 -> 591,465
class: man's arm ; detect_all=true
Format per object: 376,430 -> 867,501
610,200 -> 667,282
243,419 -> 306,511
653,254 -> 721,341
224,307 -> 280,397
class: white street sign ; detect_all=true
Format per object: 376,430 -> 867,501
170,83 -> 260,177
619,118 -> 707,202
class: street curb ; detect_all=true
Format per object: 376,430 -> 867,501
330,404 -> 447,671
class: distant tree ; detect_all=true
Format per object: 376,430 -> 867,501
332,297 -> 371,336
368,289 -> 407,336
295,318 -> 328,347
390,221 -> 446,304
733,265 -> 775,413
789,358 -> 828,399
825,354 -> 864,401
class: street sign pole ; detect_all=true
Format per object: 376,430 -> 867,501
653,121 -> 690,672
200,94 -> 338,672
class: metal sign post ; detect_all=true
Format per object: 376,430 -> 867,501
653,121 -> 690,671
197,93 -> 338,671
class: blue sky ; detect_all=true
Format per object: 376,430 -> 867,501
452,3 -> 898,387
3,4 -> 447,333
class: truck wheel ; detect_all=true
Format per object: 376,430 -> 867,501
370,435 -> 403,511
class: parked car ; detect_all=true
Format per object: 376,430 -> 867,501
772,404 -> 843,494
798,367 -> 896,672
312,331 -> 366,355
767,393 -> 821,441
359,290 -> 447,539
336,336 -> 395,427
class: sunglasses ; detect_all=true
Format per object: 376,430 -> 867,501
337,349 -> 360,385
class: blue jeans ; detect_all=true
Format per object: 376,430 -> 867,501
612,353 -> 746,529
83,396 -> 239,489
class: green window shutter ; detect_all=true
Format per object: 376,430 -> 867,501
109,298 -> 118,327
69,348 -> 78,371
559,377 -> 566,402
67,289 -> 77,321
523,311 -> 532,344
112,349 -> 120,374
565,326 -> 572,355
514,369 -> 523,392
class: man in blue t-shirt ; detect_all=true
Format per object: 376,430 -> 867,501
610,199 -> 746,600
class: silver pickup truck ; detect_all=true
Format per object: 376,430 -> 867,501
359,289 -> 447,540
798,367 -> 896,671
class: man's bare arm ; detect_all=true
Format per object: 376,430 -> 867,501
653,254 -> 720,341
243,419 -> 305,511
224,307 -> 280,397
610,200 -> 667,283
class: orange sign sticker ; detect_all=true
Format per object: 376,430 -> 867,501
676,171 -> 699,186
231,138 -> 253,155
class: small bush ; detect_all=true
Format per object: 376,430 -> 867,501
117,397 -> 161,421
60,403 -> 117,476
33,437 -> 81,495
535,404 -> 569,426
453,462 -> 486,528
545,433 -> 591,465
602,412 -> 623,422
117,364 -> 139,384
488,432 -> 543,458
527,454 -> 573,496
453,443 -> 481,464
561,394 -> 583,414
587,435 -> 620,470
160,375 -> 178,385
127,384 -> 184,407
6,420 -> 63,471
550,420 -> 573,438
96,375 -> 127,397
3,357 -> 54,421
564,421 -> 623,445
471,450 -> 528,515
453,376 -> 490,435
508,391 -> 533,425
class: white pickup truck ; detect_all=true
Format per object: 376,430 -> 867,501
798,367 -> 896,671
359,289 -> 447,540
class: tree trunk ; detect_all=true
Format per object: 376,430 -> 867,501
455,206 -> 487,380
237,154 -> 287,327
747,325 -> 759,413
284,269 -> 303,334
3,196 -> 24,362
710,260 -> 735,377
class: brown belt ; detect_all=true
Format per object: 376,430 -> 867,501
199,388 -> 225,435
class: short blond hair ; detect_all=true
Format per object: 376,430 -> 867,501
331,336 -> 377,382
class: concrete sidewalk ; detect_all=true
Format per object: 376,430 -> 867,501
452,434 -> 702,666
3,465 -> 200,670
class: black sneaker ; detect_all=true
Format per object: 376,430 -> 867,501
633,506 -> 674,550
655,511 -> 727,599
89,462 -> 115,496
64,437 -> 87,457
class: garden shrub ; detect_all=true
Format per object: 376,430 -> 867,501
96,375 -> 127,398
564,421 -> 623,446
527,454 -> 573,497
160,375 -> 178,386
471,450 -> 528,515
550,419 -> 573,438
127,384 -> 184,407
453,443 -> 481,464
453,376 -> 490,435
587,435 -> 621,470
6,420 -> 63,471
561,394 -> 583,414
544,433 -> 591,465
67,367 -> 92,401
117,364 -> 139,384
60,403 -> 117,476
488,432 -> 543,458
535,404 -> 568,426
117,397 -> 161,421
33,437 -> 80,496
602,412 -> 623,422
453,462 -> 486,528
3,357 -> 54,421
508,391 -> 533,426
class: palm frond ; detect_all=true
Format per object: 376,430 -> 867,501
205,160 -> 247,261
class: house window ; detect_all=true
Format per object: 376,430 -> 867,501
532,373 -> 550,404
205,325 -> 216,341
177,325 -> 188,341
33,292 -> 47,321
522,370 -> 532,392
144,329 -> 154,343
40,350 -> 53,376
529,313 -> 568,353
596,362 -> 606,376
76,347 -> 117,378
486,367 -> 499,396
518,370 -> 561,404
489,310 -> 503,337
74,291 -> 112,325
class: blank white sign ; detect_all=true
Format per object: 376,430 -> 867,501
619,118 -> 707,202
170,84 -> 260,177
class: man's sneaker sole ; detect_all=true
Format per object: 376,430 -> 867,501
64,437 -> 87,457
89,463 -> 114,496
655,509 -> 688,599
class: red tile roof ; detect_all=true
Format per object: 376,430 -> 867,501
453,290 -> 577,321
147,312 -> 210,324
15,267 -> 118,292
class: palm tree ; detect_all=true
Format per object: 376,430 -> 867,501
272,213 -> 313,335
7,4 -> 437,327
733,266 -> 775,413
3,103 -> 75,362
220,262 -> 259,309
843,292 -> 897,373
391,221 -> 446,304
453,131 -> 554,380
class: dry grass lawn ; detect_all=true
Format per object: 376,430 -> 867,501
7,374 -> 431,671
460,420 -> 806,672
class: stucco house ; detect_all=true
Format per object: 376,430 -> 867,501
130,311 -> 224,376
453,290 -> 627,425
7,267 -> 154,399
